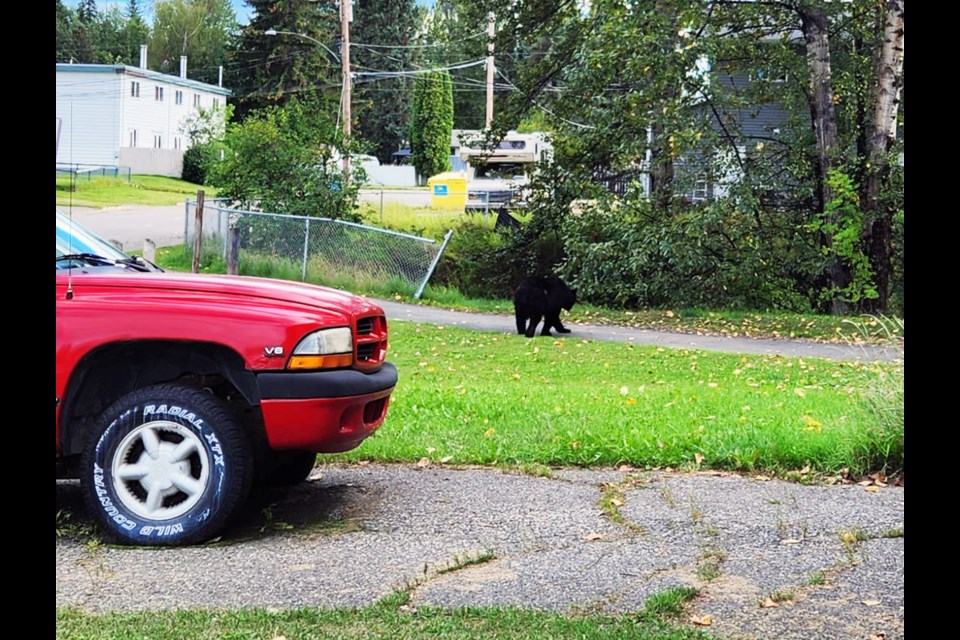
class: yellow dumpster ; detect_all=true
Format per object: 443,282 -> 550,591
428,172 -> 468,210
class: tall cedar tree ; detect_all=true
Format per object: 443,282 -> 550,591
410,70 -> 454,180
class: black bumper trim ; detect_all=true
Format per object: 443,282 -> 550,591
256,362 -> 398,400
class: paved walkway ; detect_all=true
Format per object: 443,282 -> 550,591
374,299 -> 900,363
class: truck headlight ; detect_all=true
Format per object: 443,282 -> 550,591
288,327 -> 353,370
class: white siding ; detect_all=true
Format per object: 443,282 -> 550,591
57,64 -> 230,176
122,75 -> 178,152
56,71 -> 122,166
119,73 -> 224,154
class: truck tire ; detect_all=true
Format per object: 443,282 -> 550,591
80,384 -> 253,546
258,450 -> 318,486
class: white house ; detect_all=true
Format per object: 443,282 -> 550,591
56,46 -> 231,177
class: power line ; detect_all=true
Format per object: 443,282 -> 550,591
496,68 -> 596,130
351,30 -> 489,49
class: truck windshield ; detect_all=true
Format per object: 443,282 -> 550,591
56,210 -> 130,262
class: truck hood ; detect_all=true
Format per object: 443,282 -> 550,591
59,271 -> 383,321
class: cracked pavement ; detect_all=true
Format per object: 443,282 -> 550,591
56,464 -> 903,640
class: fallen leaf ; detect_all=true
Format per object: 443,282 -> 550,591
761,597 -> 779,608
857,480 -> 873,486
610,498 -> 624,507
690,614 -> 713,626
439,456 -> 453,464
416,457 -> 430,468
754,475 -> 771,481
694,453 -> 705,465
864,485 -> 881,493
862,599 -> 882,607
484,428 -> 496,437
780,539 -> 803,545
583,533 -> 602,541
618,465 -> 633,472
870,633 -> 886,640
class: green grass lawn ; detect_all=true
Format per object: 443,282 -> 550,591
57,593 -> 716,640
329,322 -> 901,478
55,174 -> 214,208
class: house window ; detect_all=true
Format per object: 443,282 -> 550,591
155,86 -> 164,101
213,98 -> 220,109
153,134 -> 163,149
689,178 -> 709,203
130,81 -> 140,98
173,137 -> 182,150
129,129 -> 138,147
193,94 -> 201,108
175,90 -> 183,105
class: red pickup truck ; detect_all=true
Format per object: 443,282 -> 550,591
56,212 -> 397,545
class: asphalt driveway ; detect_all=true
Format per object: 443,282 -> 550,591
56,464 -> 903,640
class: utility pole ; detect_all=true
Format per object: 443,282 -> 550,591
486,12 -> 495,128
341,0 -> 353,182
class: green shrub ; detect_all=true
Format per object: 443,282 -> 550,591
434,220 -> 513,299
559,196 -> 818,312
434,214 -> 568,300
181,143 -> 220,185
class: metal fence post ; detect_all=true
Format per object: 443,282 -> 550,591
301,218 -> 310,281
414,229 -> 454,300
226,225 -> 240,275
192,191 -> 204,273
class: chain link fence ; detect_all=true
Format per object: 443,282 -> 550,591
185,200 -> 452,299
56,163 -> 132,181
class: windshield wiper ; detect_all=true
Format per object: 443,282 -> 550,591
57,253 -> 153,272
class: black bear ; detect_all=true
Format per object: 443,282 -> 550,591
514,275 -> 577,337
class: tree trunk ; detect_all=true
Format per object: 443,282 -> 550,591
862,0 -> 905,314
649,122 -> 676,211
799,4 -> 850,315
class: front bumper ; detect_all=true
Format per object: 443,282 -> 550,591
256,362 -> 398,453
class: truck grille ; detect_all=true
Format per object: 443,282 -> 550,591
354,315 -> 387,369
356,316 -> 375,335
